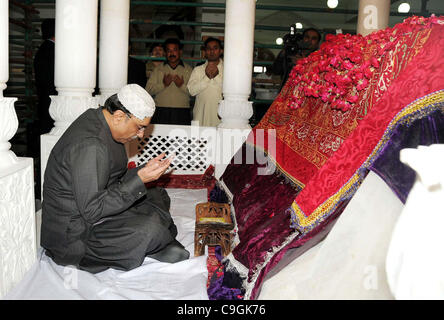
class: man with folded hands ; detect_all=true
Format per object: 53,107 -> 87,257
41,84 -> 189,273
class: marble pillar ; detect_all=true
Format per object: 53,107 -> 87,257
41,0 -> 99,193
215,0 -> 256,178
98,0 -> 130,105
218,0 -> 255,130
48,0 -> 99,136
0,0 -> 19,167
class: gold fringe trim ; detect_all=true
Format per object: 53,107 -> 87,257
245,139 -> 306,189
291,90 -> 444,231
291,172 -> 360,228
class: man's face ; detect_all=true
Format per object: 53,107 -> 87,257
151,45 -> 165,58
165,43 -> 181,66
303,30 -> 320,50
205,41 -> 222,62
113,112 -> 151,144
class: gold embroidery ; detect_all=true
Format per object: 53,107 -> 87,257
291,90 -> 444,232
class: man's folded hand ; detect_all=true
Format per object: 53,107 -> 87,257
137,152 -> 175,183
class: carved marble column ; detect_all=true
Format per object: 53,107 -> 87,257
218,0 -> 255,129
41,0 -> 99,190
0,97 -> 18,168
357,0 -> 390,36
0,0 -> 18,167
49,0 -> 99,135
98,0 -> 130,105
215,0 -> 255,178
0,0 -> 19,168
0,0 -> 36,298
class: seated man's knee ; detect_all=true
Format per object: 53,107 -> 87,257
147,240 -> 189,263
168,247 -> 189,263
172,243 -> 190,261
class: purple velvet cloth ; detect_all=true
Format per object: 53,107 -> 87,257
215,144 -> 302,298
222,144 -> 301,277
209,183 -> 229,203
207,246 -> 244,300
370,108 -> 444,203
217,143 -> 356,299
249,199 -> 348,299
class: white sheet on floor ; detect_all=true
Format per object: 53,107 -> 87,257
4,188 -> 209,300
259,171 -> 404,300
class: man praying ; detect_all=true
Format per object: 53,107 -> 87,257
41,84 -> 189,273
188,37 -> 224,127
146,38 -> 193,125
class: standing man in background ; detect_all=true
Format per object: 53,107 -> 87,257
145,42 -> 165,82
146,38 -> 192,125
34,18 -> 56,135
32,18 -> 56,199
187,37 -> 223,127
128,42 -> 148,88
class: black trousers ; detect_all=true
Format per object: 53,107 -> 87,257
151,107 -> 191,125
77,187 -> 189,273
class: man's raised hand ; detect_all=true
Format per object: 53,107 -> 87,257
163,74 -> 173,87
137,152 -> 175,183
205,63 -> 219,79
173,75 -> 184,87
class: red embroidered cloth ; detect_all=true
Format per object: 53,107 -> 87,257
219,18 -> 444,299
249,18 -> 444,233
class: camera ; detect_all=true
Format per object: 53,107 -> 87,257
270,24 -> 318,90
283,24 -> 313,57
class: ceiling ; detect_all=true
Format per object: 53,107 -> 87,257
16,0 -> 444,58
254,0 -> 444,45
128,0 -> 444,57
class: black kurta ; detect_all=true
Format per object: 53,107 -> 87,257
41,108 -> 184,273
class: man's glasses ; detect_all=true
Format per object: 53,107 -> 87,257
125,113 -> 146,133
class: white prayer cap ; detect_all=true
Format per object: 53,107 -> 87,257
117,84 -> 155,120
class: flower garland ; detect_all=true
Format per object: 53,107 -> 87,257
285,15 -> 443,112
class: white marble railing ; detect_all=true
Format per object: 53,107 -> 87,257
0,157 -> 36,298
0,0 -> 37,299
